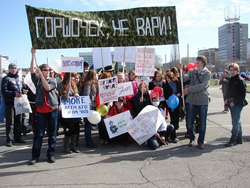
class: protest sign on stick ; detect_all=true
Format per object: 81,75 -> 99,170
98,76 -> 118,104
127,105 -> 165,145
117,82 -> 134,97
93,47 -> 112,69
104,110 -> 131,139
60,96 -> 90,118
135,48 -> 155,77
61,57 -> 84,72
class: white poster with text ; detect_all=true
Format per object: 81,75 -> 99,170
135,48 -> 155,76
61,57 -> 84,72
60,96 -> 90,118
104,110 -> 131,139
98,76 -> 118,104
126,105 -> 165,145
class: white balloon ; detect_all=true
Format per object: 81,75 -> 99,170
87,110 -> 101,125
51,59 -> 62,74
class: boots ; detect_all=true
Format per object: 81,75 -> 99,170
64,136 -> 72,154
236,133 -> 243,144
71,134 -> 80,153
225,135 -> 237,147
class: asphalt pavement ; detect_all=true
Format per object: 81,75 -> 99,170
0,86 -> 250,188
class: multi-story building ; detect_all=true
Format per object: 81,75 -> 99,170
218,22 -> 248,61
198,48 -> 220,71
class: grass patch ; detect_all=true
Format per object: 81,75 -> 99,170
209,79 -> 220,86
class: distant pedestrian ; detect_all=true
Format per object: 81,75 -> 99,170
219,69 -> 230,113
224,63 -> 248,147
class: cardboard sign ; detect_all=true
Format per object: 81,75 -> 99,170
127,105 -> 165,145
98,77 -> 118,104
113,47 -> 136,63
92,48 -> 112,69
61,57 -> 84,72
135,48 -> 155,76
104,110 -> 131,139
60,96 -> 90,118
117,82 -> 134,97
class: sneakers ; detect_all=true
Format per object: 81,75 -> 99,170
48,156 -> 56,163
173,138 -> 179,143
29,158 -> 38,165
6,141 -> 12,147
223,110 -> 229,113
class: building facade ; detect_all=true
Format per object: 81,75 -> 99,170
218,22 -> 248,61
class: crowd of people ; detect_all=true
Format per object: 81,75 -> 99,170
0,50 -> 248,165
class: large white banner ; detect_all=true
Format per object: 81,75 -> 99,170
104,110 -> 131,139
61,57 -> 84,72
117,82 -> 134,97
113,47 -> 136,63
92,47 -> 112,69
135,48 -> 155,76
98,76 -> 118,104
60,96 -> 90,118
127,105 -> 165,145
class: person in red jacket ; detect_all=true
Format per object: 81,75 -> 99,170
107,97 -> 131,145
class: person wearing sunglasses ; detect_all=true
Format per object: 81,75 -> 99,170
28,48 -> 59,165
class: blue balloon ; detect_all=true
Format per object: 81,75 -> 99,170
168,95 -> 179,110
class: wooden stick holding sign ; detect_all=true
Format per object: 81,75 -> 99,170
141,46 -> 147,100
178,44 -> 185,108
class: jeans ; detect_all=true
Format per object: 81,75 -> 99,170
84,118 -> 93,145
0,92 -> 5,122
32,110 -> 58,159
186,102 -> 208,144
229,105 -> 243,136
5,103 -> 22,142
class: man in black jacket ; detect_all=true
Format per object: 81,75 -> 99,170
1,63 -> 25,147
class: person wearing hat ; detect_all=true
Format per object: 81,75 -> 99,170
180,55 -> 211,149
0,68 -> 8,123
1,63 -> 26,147
219,69 -> 230,113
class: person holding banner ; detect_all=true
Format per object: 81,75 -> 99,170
180,55 -> 211,149
29,48 -> 59,165
79,70 -> 98,148
59,73 -> 80,154
133,82 -> 151,118
1,63 -> 26,147
163,71 -> 182,143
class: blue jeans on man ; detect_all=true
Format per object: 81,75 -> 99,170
186,102 -> 208,145
32,111 -> 58,159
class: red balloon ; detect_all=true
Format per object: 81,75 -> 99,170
194,62 -> 197,68
61,72 -> 65,77
187,63 -> 195,71
153,86 -> 162,97
96,93 -> 100,106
